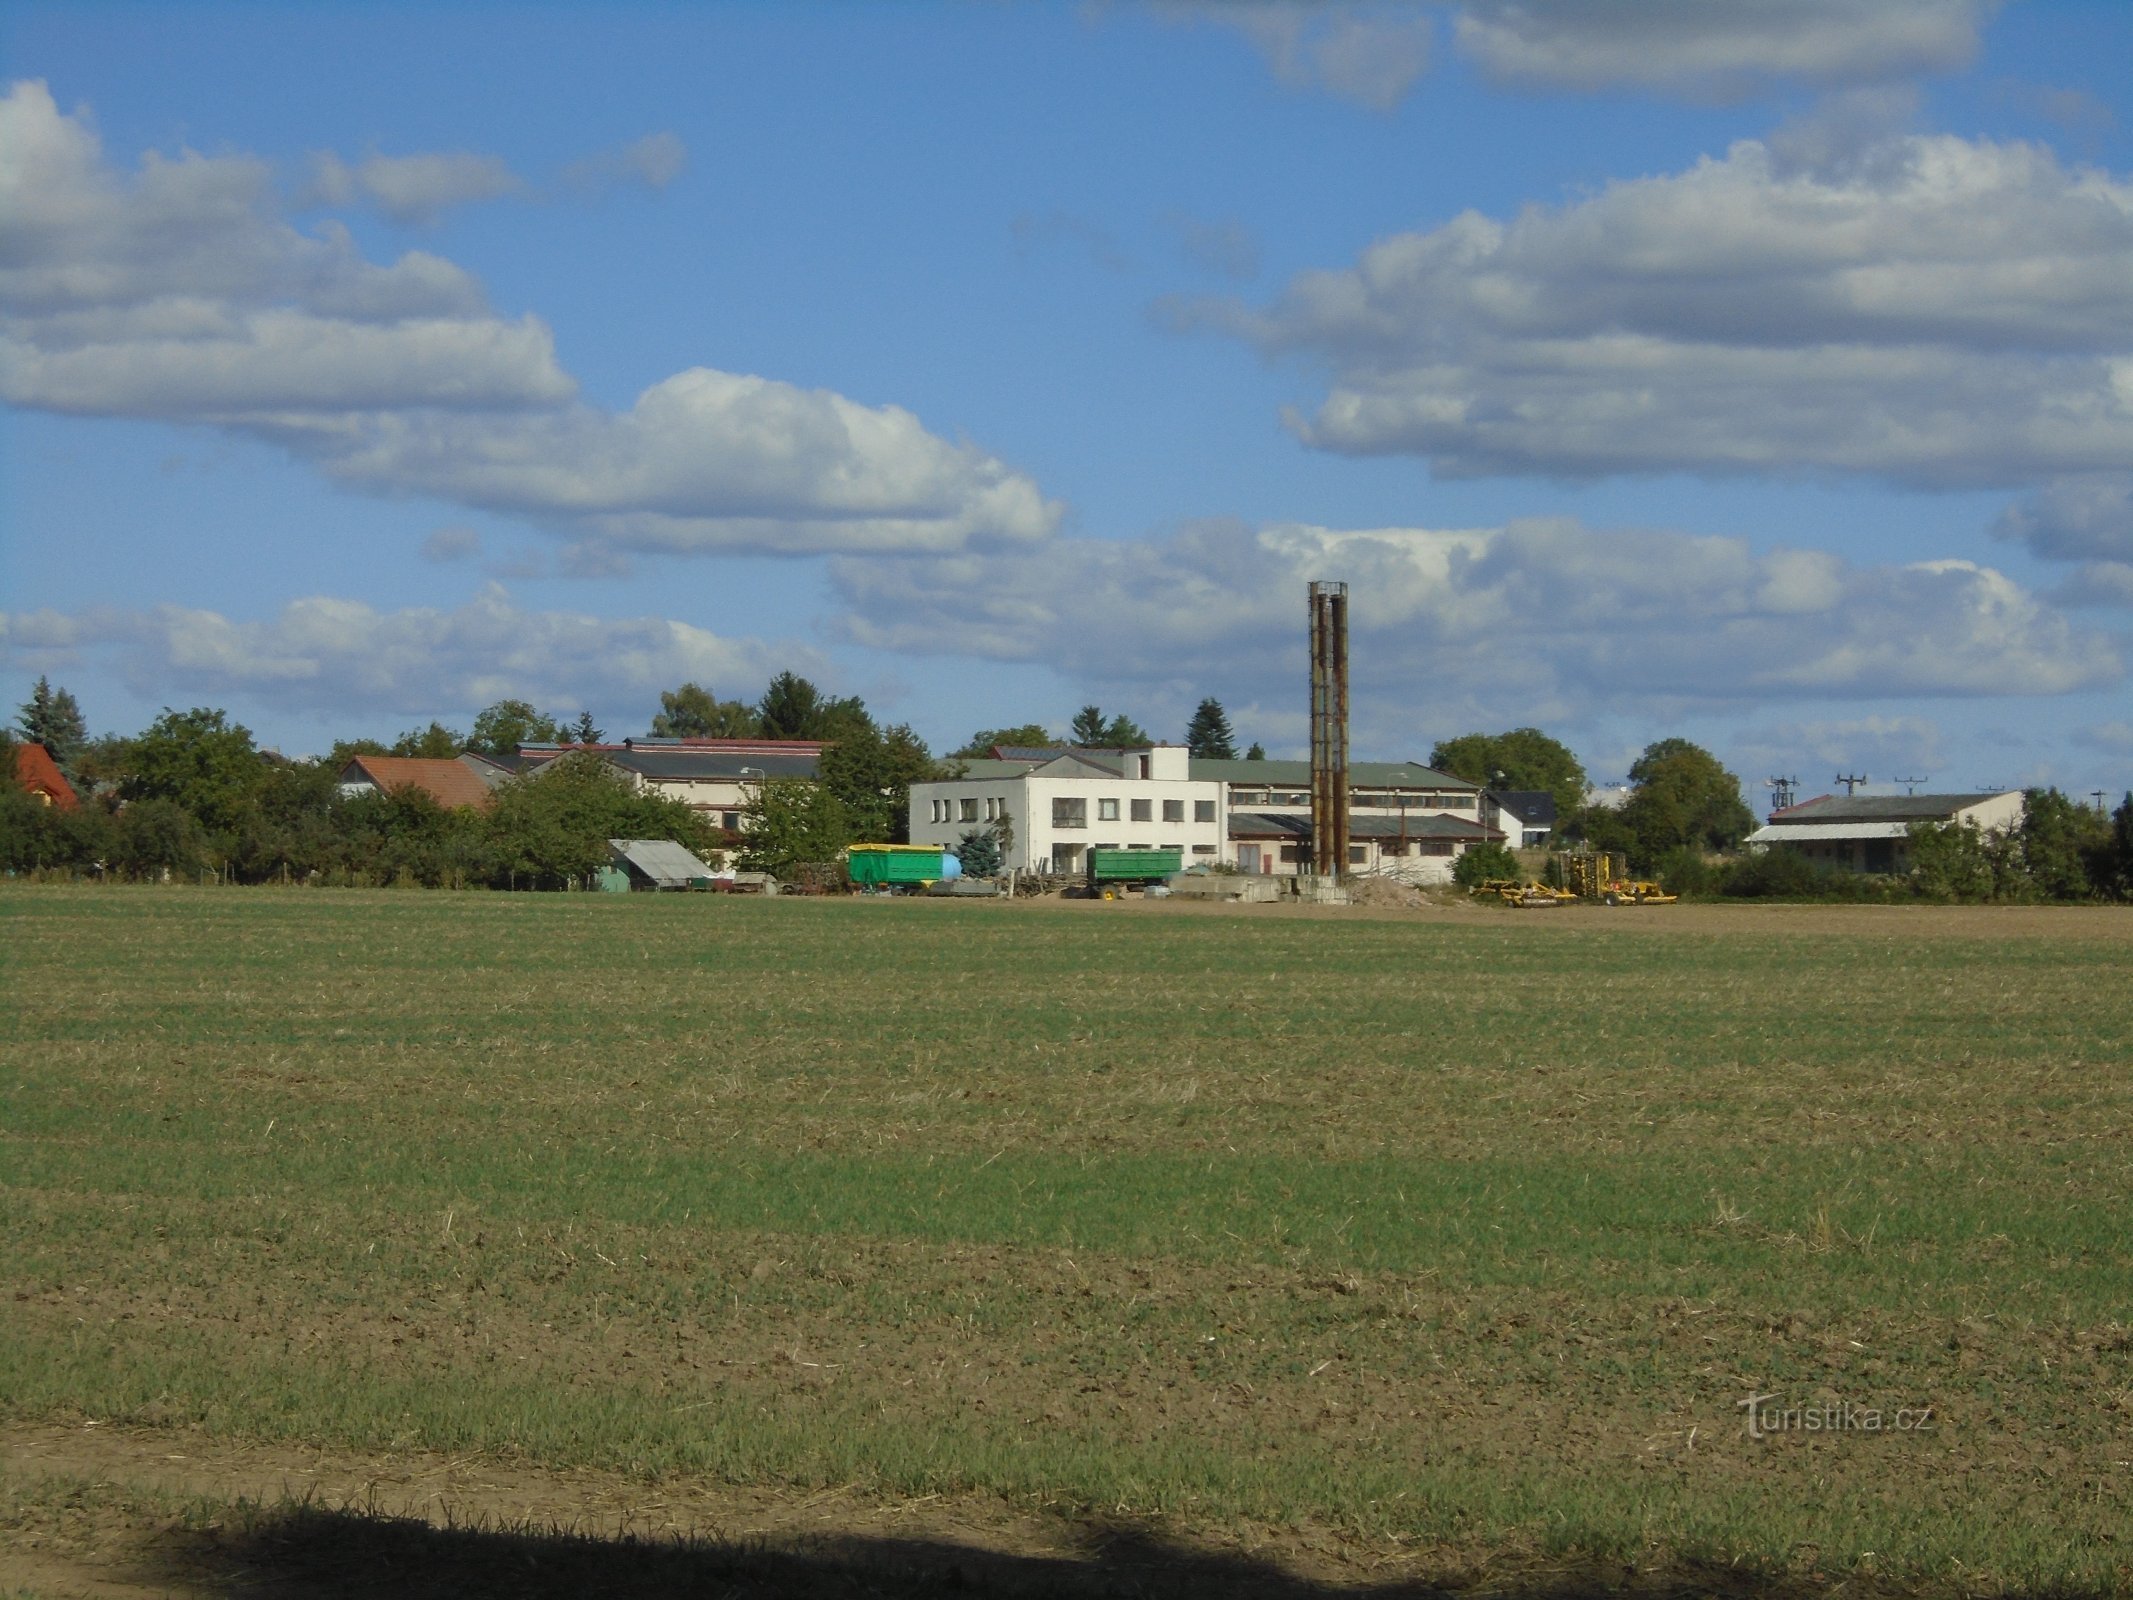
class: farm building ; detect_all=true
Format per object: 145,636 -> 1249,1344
1746,791 -> 2025,874
1484,790 -> 1558,848
910,747 -> 1500,882
335,753 -> 507,811
601,838 -> 724,890
908,746 -> 1224,875
11,742 -> 79,810
518,739 -> 823,838
1195,757 -> 1496,883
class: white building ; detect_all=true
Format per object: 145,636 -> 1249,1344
1194,757 -> 1499,884
1746,791 -> 2025,875
909,746 -> 1225,874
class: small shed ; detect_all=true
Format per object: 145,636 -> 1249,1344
606,838 -> 720,890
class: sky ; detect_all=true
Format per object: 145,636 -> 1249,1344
3,0 -> 2131,806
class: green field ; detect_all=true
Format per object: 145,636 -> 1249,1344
3,888 -> 2129,1593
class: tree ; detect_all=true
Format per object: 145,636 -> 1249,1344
484,751 -> 717,888
1185,699 -> 1237,760
950,724 -> 1054,758
1614,738 -> 1754,867
735,778 -> 851,878
1909,819 -> 1996,902
1452,841 -> 1521,887
121,707 -> 265,837
2016,787 -> 2104,901
17,677 -> 87,774
469,699 -> 565,758
390,721 -> 464,758
111,797 -> 208,878
567,711 -> 604,745
2092,794 -> 2133,901
1070,706 -> 1150,747
818,720 -> 936,843
650,682 -> 758,739
956,824 -> 1002,877
756,672 -> 871,741
1430,728 -> 1587,820
1244,742 -> 1266,760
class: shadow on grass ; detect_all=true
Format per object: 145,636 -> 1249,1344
144,1501 -> 2100,1600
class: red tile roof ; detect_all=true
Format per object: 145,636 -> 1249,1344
338,755 -> 496,812
11,742 -> 79,810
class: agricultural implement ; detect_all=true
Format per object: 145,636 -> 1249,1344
1086,846 -> 1184,899
1555,851 -> 1677,905
846,843 -> 959,892
1469,877 -> 1573,908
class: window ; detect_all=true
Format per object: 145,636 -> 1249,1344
1278,845 -> 1302,864
1348,845 -> 1367,865
1097,798 -> 1120,821
1130,798 -> 1151,822
985,797 -> 999,821
1162,799 -> 1183,823
1052,797 -> 1086,828
959,798 -> 979,822
1382,841 -> 1408,857
1421,840 -> 1454,856
1194,800 -> 1215,822
720,810 -> 741,831
1192,844 -> 1215,855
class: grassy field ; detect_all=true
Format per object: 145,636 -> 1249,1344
2,887 -> 2129,1595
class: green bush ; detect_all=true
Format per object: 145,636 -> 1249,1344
1453,842 -> 1521,886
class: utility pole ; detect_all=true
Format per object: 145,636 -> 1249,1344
1891,775 -> 1927,795
1766,775 -> 1799,811
1834,772 -> 1868,796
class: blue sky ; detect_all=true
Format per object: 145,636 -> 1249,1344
4,0 -> 2131,803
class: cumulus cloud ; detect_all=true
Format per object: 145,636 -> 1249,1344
420,525 -> 483,563
1727,714 -> 1946,782
559,132 -> 687,195
1,586 -> 821,719
1452,0 -> 1996,97
1204,2 -> 1435,110
1175,128 -> 2133,487
1164,211 -> 1260,280
1995,475 -> 2133,563
306,149 -> 525,224
830,518 -> 2120,730
0,81 -> 1057,557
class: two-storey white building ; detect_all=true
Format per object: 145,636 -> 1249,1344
908,746 -> 1225,874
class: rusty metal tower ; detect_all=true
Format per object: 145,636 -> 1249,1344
1308,580 -> 1349,879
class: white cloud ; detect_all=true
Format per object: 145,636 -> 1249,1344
420,525 -> 483,563
1995,475 -> 2133,563
1727,714 -> 1946,780
0,80 -> 1057,557
1,586 -> 822,720
2075,720 -> 2133,757
1164,210 -> 1260,279
307,149 -> 525,224
1214,2 -> 1435,110
830,518 -> 2121,732
559,132 -> 687,195
1179,128 -> 2133,487
1452,0 -> 1996,97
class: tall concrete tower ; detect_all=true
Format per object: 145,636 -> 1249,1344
1308,580 -> 1349,879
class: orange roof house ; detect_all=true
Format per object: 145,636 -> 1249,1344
335,754 -> 501,812
11,741 -> 79,810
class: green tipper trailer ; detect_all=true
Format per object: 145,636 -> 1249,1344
847,844 -> 951,888
1086,847 -> 1183,895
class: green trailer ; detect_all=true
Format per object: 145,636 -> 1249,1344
1086,846 -> 1183,896
847,843 -> 951,889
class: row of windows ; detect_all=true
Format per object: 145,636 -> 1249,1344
927,797 -> 1013,824
1050,797 -> 1216,826
1230,788 -> 1477,811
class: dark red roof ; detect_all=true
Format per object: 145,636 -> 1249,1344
338,755 -> 496,812
11,742 -> 79,810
